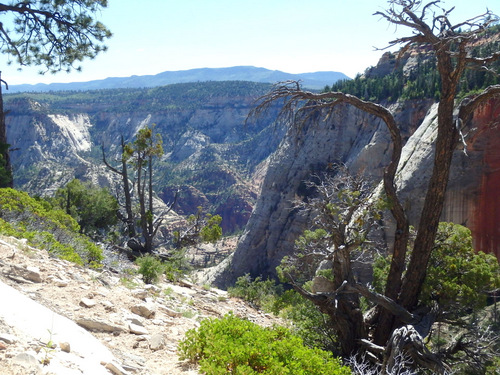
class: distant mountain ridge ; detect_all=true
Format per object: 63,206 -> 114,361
9,66 -> 350,93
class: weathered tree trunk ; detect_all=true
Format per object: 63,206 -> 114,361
400,51 -> 460,311
120,137 -> 136,238
0,72 -> 12,188
102,136 -> 136,238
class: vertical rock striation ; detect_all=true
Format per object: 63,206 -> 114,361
213,97 -> 500,288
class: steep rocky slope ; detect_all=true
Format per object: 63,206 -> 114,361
0,235 -> 280,374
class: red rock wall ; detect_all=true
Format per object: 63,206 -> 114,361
470,99 -> 500,259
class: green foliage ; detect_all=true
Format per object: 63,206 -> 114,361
51,179 -> 118,236
5,81 -> 272,114
178,313 -> 351,375
423,223 -> 500,313
0,142 -> 12,188
295,229 -> 328,252
135,255 -> 164,284
229,274 -> 338,352
330,27 -> 500,103
373,222 -> 500,317
173,208 -> 223,249
135,249 -> 191,284
0,188 -> 103,266
0,0 -> 111,74
162,248 -> 191,282
200,214 -> 223,243
272,289 -> 339,353
228,274 -> 282,309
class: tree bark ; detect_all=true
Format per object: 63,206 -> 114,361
102,136 -> 136,238
0,72 -> 12,188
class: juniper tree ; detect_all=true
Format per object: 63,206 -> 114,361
252,1 -> 500,372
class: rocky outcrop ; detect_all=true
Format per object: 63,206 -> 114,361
212,97 -> 500,288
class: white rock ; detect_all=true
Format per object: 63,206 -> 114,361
12,352 -> 40,369
129,323 -> 148,336
80,298 -> 97,308
131,289 -> 148,300
159,305 -> 183,318
77,318 -> 126,333
149,333 -> 165,351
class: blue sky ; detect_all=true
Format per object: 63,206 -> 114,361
1,0 -> 498,85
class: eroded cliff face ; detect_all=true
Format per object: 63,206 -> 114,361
472,100 -> 500,259
5,83 -> 283,233
212,99 -> 435,287
212,97 -> 500,288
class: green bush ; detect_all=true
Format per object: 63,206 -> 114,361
0,188 -> 103,266
228,274 -> 282,309
51,179 -> 118,236
178,313 -> 351,375
135,255 -> 164,284
373,222 -> 500,317
272,289 -> 339,353
229,274 -> 338,352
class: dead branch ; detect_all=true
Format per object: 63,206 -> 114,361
383,325 -> 449,374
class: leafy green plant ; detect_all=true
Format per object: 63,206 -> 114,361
178,313 -> 351,375
229,274 -> 338,352
228,274 -> 282,309
373,222 -> 500,318
0,188 -> 103,266
272,289 -> 339,353
135,255 -> 164,284
51,179 -> 118,236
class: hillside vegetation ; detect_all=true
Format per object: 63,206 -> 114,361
0,188 -> 103,266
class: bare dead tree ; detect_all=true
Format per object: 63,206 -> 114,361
250,0 -> 500,372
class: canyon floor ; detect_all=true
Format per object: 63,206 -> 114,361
0,236 -> 280,375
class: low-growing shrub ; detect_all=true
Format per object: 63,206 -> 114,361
0,188 -> 103,266
178,313 -> 351,375
135,255 -> 164,284
229,274 -> 338,352
228,273 -> 282,310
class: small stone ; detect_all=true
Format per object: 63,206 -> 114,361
131,289 -> 148,300
159,305 -> 183,318
77,318 -> 125,333
105,360 -> 128,375
149,333 -> 165,351
0,341 -> 7,350
131,303 -> 155,319
102,300 -> 116,312
127,317 -> 143,326
178,279 -> 194,288
0,333 -> 17,344
12,352 -> 40,369
54,278 -> 69,287
79,297 -> 97,308
129,322 -> 148,335
144,284 -> 160,293
59,341 -> 71,353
